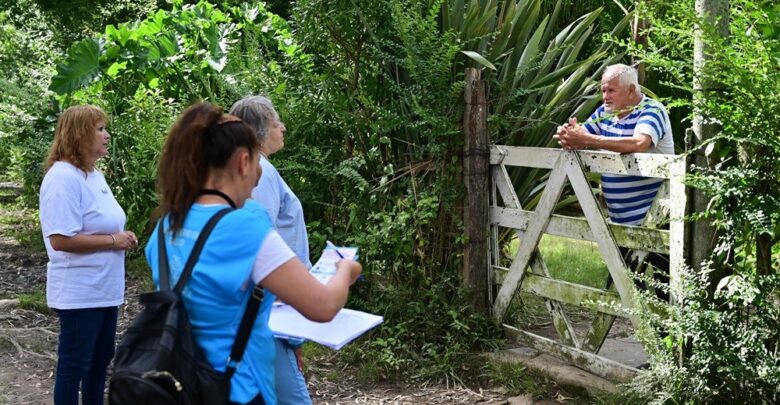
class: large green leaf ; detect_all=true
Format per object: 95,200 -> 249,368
461,50 -> 496,70
49,38 -> 104,94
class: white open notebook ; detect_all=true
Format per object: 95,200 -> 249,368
269,243 -> 382,349
269,304 -> 383,350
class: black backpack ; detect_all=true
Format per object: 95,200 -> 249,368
109,208 -> 266,405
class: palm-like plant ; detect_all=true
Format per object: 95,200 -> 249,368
444,0 -> 629,205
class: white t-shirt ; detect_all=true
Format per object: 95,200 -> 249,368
39,161 -> 126,309
251,230 -> 296,284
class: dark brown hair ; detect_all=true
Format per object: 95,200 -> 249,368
156,102 -> 258,233
45,105 -> 108,173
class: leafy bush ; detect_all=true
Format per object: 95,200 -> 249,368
342,274 -> 501,383
629,271 -> 780,403
100,89 -> 180,236
277,0 -> 501,380
614,0 -> 780,402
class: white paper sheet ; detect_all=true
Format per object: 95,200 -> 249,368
309,245 -> 359,284
269,305 -> 383,350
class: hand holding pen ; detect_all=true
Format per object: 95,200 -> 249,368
326,240 -> 363,283
326,240 -> 346,259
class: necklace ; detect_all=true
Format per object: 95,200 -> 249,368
198,189 -> 237,208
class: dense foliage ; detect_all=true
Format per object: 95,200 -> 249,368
44,0 -> 300,233
616,0 -> 780,402
2,0 -> 630,382
0,2 -> 57,201
11,0 -> 778,400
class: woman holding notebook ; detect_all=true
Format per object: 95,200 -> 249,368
147,102 -> 361,404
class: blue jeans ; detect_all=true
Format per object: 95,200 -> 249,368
274,338 -> 312,405
54,306 -> 118,405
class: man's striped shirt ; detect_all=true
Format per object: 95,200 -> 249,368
583,96 -> 674,226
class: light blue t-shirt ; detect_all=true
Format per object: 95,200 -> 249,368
583,95 -> 674,225
253,156 -> 312,268
144,200 -> 277,404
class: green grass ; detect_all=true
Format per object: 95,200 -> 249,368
538,235 -> 610,289
0,206 -> 45,252
508,234 -> 609,289
482,359 -> 592,402
301,342 -> 345,381
483,360 -> 553,398
17,288 -> 52,314
502,234 -> 611,326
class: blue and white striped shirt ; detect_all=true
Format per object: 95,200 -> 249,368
583,96 -> 674,226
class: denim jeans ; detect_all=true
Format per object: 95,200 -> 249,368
53,306 -> 118,405
274,338 -> 312,405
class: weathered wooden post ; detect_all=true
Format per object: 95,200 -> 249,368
462,68 -> 490,313
632,1 -> 648,85
689,0 -> 728,277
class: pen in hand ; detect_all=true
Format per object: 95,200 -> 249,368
326,240 -> 363,281
326,240 -> 345,259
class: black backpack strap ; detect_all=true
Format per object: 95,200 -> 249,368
158,218 -> 171,290
157,207 -> 266,382
225,284 -> 264,378
156,208 -> 234,292
173,208 -> 234,293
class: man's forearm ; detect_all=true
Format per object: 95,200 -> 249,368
587,133 -> 651,154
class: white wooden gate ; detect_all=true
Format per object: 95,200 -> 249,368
488,145 -> 686,381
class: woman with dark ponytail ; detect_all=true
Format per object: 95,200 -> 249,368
145,103 -> 362,405
230,95 -> 314,405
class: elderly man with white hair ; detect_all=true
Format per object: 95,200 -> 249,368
554,63 -> 674,226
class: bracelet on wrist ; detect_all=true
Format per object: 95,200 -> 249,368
109,234 -> 116,248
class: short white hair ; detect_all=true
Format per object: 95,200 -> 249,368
229,95 -> 279,143
602,64 -> 639,90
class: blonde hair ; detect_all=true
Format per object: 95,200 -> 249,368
45,105 -> 108,173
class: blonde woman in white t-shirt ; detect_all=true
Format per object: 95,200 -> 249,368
39,105 -> 138,405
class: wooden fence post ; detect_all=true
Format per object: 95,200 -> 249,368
689,0 -> 728,279
463,68 -> 490,313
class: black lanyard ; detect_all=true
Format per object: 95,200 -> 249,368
198,189 -> 237,208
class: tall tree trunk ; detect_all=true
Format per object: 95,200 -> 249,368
689,0 -> 729,281
756,233 -> 773,276
632,2 -> 648,85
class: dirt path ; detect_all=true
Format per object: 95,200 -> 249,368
0,183 -> 535,405
0,182 -> 55,404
